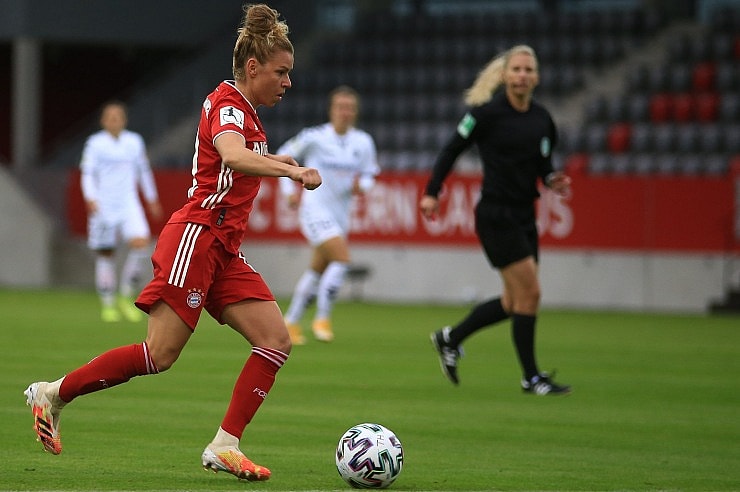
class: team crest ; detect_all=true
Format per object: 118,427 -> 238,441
186,288 -> 204,308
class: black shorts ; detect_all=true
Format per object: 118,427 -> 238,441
475,201 -> 539,269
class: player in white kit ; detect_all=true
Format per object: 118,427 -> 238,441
278,86 -> 379,343
80,101 -> 162,322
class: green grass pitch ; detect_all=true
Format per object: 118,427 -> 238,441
1,288 -> 738,491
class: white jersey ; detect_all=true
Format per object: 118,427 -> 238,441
277,123 -> 379,237
80,129 -> 158,222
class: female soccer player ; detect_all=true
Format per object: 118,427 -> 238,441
278,85 -> 379,344
420,45 -> 572,395
24,3 -> 321,481
80,100 -> 162,322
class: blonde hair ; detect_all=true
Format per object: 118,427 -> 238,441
464,44 -> 538,107
233,3 -> 294,81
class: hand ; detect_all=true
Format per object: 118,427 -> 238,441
292,167 -> 322,190
547,171 -> 571,197
147,200 -> 164,220
85,200 -> 99,215
419,195 -> 439,220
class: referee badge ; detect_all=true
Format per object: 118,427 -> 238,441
540,137 -> 551,157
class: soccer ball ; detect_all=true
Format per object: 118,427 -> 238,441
335,422 -> 404,489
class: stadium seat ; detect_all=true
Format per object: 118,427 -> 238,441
675,124 -> 699,153
692,62 -> 716,92
630,123 -> 653,152
694,92 -> 719,122
605,96 -> 629,122
587,153 -> 611,174
655,154 -> 679,175
704,154 -> 728,176
558,127 -> 585,155
610,154 -> 632,174
726,124 -> 740,153
677,154 -> 703,175
697,124 -> 723,153
718,93 -> 739,122
607,123 -> 632,153
632,153 -> 655,175
668,64 -> 692,92
711,33 -> 734,60
672,93 -> 695,122
584,124 -> 608,153
649,94 -> 673,123
626,65 -> 649,92
647,65 -> 670,92
652,124 -> 677,153
627,94 -> 650,122
584,96 -> 608,123
715,63 -> 738,91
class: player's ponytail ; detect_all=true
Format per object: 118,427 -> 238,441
233,3 -> 294,81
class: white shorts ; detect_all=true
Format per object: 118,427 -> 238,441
87,207 -> 151,250
299,206 -> 346,247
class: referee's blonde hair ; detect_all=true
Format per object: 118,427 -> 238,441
464,45 -> 538,107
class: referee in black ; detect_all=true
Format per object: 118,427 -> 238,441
421,45 -> 572,395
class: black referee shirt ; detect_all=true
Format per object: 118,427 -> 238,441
425,91 -> 557,207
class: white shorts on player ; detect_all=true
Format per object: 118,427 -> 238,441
298,205 -> 347,247
87,205 -> 151,251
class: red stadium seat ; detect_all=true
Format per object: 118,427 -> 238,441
649,93 -> 673,122
607,123 -> 632,153
672,93 -> 695,122
695,93 -> 719,122
692,62 -> 716,92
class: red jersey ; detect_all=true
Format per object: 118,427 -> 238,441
169,80 -> 268,254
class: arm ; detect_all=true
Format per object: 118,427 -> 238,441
215,132 -> 321,190
79,140 -> 99,215
420,129 -> 472,220
353,135 -> 380,195
135,140 -> 163,219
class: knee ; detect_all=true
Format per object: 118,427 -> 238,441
146,344 -> 181,372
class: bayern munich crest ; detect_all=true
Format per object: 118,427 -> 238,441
186,288 -> 204,308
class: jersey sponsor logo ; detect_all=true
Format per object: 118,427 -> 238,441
540,137 -> 551,157
186,288 -> 204,308
457,113 -> 476,139
220,106 -> 245,129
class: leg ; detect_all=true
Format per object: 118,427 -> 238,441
312,236 -> 350,342
500,258 -> 570,395
201,300 -> 286,481
24,301 -> 188,454
117,237 -> 151,322
500,256 -> 541,380
95,249 -> 120,322
283,253 -> 322,344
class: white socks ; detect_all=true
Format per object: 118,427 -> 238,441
120,248 -> 149,297
95,256 -> 117,307
316,262 -> 348,320
284,270 -> 320,324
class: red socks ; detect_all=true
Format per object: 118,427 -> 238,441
59,342 -> 158,403
220,347 -> 288,439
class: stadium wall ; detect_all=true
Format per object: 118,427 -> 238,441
58,168 -> 740,313
0,167 -> 52,287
